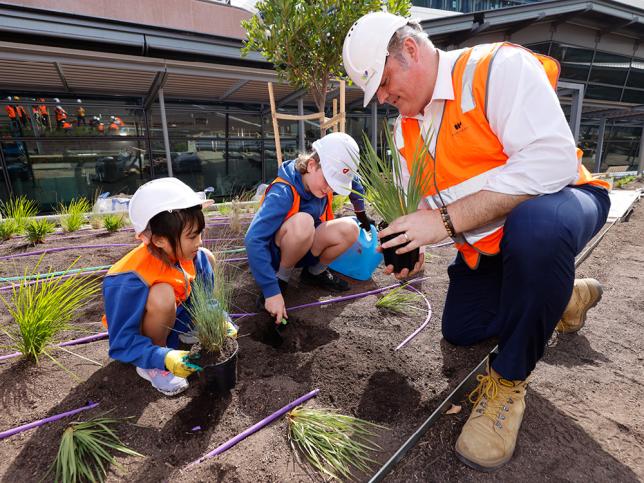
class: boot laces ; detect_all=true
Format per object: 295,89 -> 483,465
468,373 -> 518,429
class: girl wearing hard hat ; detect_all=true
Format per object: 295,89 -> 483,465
101,177 -> 236,396
244,132 -> 372,326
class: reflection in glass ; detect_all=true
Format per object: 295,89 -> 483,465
1,139 -> 149,211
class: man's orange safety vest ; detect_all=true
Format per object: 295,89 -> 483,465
5,105 -> 16,118
397,42 -> 610,270
259,176 -> 334,223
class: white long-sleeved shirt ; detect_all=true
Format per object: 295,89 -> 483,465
395,45 -> 579,197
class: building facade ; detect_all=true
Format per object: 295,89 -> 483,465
0,0 -> 642,212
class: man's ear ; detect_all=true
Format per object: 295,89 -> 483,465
403,37 -> 419,62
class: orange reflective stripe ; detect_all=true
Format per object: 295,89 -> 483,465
259,176 -> 334,222
454,227 -> 504,269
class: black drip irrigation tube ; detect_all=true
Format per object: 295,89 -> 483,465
368,213 -> 627,481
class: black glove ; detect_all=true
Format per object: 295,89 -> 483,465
355,211 -> 375,231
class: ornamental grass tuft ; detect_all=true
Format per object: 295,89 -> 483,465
58,197 -> 92,232
376,284 -> 425,315
287,406 -> 386,481
0,258 -> 101,363
103,214 -> 125,233
0,218 -> 19,241
184,253 -> 232,355
0,195 -> 38,234
25,218 -> 55,244
356,126 -> 434,224
48,415 -> 143,483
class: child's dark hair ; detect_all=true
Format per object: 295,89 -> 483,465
146,204 -> 205,265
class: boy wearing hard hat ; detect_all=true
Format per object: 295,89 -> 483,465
245,132 -> 372,325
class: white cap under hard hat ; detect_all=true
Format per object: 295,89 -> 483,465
343,12 -> 408,108
129,177 -> 213,234
311,132 -> 360,196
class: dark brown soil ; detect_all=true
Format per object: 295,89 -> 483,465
0,201 -> 642,482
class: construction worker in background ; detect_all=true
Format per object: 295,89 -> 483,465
55,103 -> 68,129
14,98 -> 28,128
38,99 -> 49,129
343,12 -> 611,472
77,104 -> 87,126
5,100 -> 19,132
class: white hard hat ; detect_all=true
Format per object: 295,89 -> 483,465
312,132 -> 360,196
129,177 -> 213,234
343,12 -> 408,107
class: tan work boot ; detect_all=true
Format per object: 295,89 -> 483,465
455,366 -> 527,472
555,278 -> 603,334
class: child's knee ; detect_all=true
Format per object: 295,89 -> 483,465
283,212 -> 315,243
146,283 -> 176,320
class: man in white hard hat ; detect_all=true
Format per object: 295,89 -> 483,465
245,132 -> 372,325
343,12 -> 610,471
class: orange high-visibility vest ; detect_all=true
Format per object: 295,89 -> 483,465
16,106 -> 27,119
259,176 -> 334,223
398,42 -> 610,270
38,104 -> 48,115
5,105 -> 16,118
55,107 -> 67,121
101,243 -> 196,328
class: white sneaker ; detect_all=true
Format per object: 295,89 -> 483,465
136,367 -> 188,396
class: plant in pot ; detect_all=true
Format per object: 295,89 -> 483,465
184,256 -> 238,394
356,128 -> 434,272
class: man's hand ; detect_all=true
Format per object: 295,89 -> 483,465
383,251 -> 425,280
355,211 -> 375,231
165,350 -> 201,378
265,293 -> 288,325
379,209 -> 447,256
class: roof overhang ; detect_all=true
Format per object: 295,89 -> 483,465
421,0 -> 644,46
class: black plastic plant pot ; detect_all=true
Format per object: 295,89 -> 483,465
198,339 -> 239,394
380,231 -> 420,273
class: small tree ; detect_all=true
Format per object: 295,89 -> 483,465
242,0 -> 411,114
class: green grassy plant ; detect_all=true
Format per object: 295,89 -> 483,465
185,254 -> 232,355
217,203 -> 232,216
25,218 -> 55,244
0,259 -> 101,363
58,198 -> 92,232
357,127 -> 434,224
288,407 -> 386,481
0,218 -> 19,241
0,195 -> 38,233
48,415 -> 143,483
376,284 -> 425,315
332,195 -> 348,215
613,175 -> 637,188
103,214 -> 125,233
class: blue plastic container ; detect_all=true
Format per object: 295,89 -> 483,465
329,217 -> 383,281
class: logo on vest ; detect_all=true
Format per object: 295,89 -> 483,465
454,122 -> 462,130
342,168 -> 350,174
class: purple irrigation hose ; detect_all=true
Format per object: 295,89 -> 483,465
0,269 -> 109,293
0,332 -> 109,362
187,389 -> 319,468
0,401 -> 99,440
229,276 -> 430,319
394,284 -> 432,351
0,244 -> 134,261
0,241 -> 244,261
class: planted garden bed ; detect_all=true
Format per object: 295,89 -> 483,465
1,196 -> 642,481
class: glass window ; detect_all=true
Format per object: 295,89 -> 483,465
603,141 -> 640,171
622,88 -> 644,104
228,112 -> 262,138
149,105 -> 227,138
588,51 -> 630,86
2,139 -> 149,212
550,43 -> 593,81
586,84 -> 622,102
262,110 -> 300,139
0,97 -> 143,139
626,62 -> 644,89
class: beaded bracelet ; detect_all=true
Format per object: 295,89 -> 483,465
438,206 -> 456,238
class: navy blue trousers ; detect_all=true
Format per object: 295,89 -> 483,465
441,185 -> 610,380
